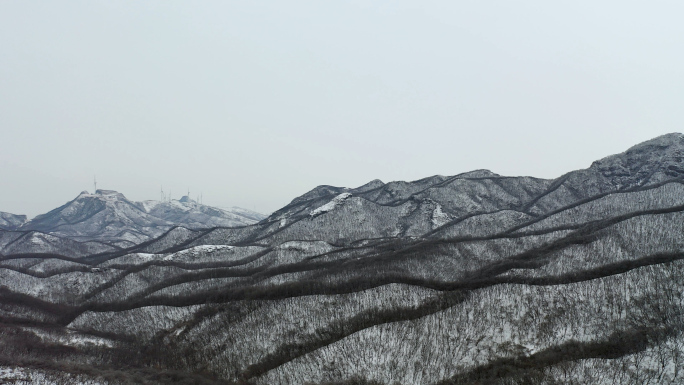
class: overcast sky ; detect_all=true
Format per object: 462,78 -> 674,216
1,1 -> 683,218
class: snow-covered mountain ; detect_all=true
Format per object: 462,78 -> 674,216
136,195 -> 265,229
19,190 -> 171,246
0,211 -> 27,230
15,190 -> 265,247
2,133 -> 684,384
136,133 -> 684,253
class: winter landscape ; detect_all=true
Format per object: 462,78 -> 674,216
0,134 -> 683,384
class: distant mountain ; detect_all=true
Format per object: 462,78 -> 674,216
19,190 -> 171,245
3,134 -> 684,384
0,211 -> 26,230
18,190 -> 265,246
136,195 -> 265,229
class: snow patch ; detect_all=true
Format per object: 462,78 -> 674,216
310,193 -> 352,217
137,200 -> 162,212
30,328 -> 115,348
30,235 -> 48,246
131,252 -> 156,260
278,241 -> 333,251
432,204 -> 450,227
164,244 -> 235,260
0,367 -> 28,381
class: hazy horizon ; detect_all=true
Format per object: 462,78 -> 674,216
2,1 -> 683,218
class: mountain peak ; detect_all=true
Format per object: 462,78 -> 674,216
588,133 -> 684,185
456,169 -> 501,178
352,179 -> 385,193
616,132 -> 684,160
95,189 -> 126,198
0,211 -> 28,230
627,132 -> 684,150
20,188 -> 265,244
179,195 -> 194,203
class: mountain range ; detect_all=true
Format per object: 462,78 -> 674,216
0,191 -> 265,254
1,133 -> 684,384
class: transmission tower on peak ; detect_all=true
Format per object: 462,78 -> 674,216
94,176 -> 97,194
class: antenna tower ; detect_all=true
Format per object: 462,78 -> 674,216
94,176 -> 97,193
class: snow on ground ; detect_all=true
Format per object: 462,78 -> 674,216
0,367 -> 29,381
100,252 -> 157,266
431,204 -> 450,227
310,193 -> 352,216
26,327 -> 115,348
278,240 -> 333,251
0,366 -> 108,385
164,244 -> 235,260
104,246 -> 242,265
137,199 -> 162,212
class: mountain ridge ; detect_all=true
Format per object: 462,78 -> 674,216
10,190 -> 265,247
1,133 -> 684,384
0,211 -> 27,230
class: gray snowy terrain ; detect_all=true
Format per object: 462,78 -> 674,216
1,191 -> 266,251
0,212 -> 27,230
1,134 -> 684,384
136,196 -> 264,230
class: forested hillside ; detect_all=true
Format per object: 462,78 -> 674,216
1,134 -> 683,384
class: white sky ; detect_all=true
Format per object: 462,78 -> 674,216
1,1 -> 683,218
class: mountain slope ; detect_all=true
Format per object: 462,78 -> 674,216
526,132 -> 684,214
1,133 -> 684,384
0,212 -> 27,230
0,230 -> 118,257
20,190 -> 172,245
136,196 -> 266,228
145,134 -> 684,253
17,190 -> 265,247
